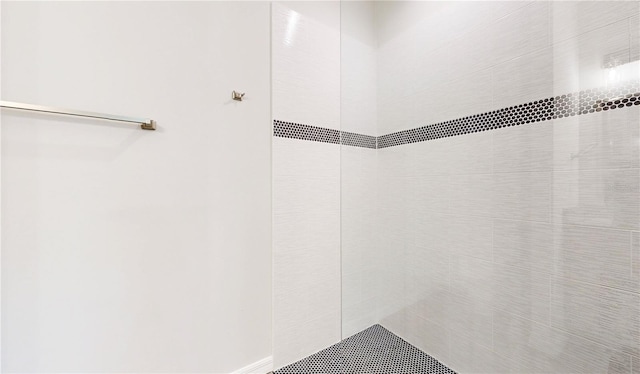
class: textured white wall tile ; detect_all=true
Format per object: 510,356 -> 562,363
444,28 -> 493,78
634,232 -> 640,293
377,178 -> 410,236
448,330 -> 516,374
493,121 -> 553,173
552,19 -> 634,94
273,311 -> 341,369
352,3 -> 640,374
342,299 -> 378,338
492,263 -> 550,324
405,243 -> 449,298
488,1 -> 536,29
272,2 -> 340,129
493,171 -> 551,222
342,136 -> 380,338
632,15 -> 640,62
493,219 -> 553,273
272,2 -> 342,367
402,1 -> 533,81
446,131 -> 494,175
413,179 -> 450,221
552,107 -> 640,171
412,69 -> 493,127
273,137 -> 341,178
449,174 -> 494,218
449,1 -> 550,76
273,185 -> 341,367
450,256 -> 494,308
341,147 -> 378,246
634,355 -> 640,374
377,96 -> 417,135
492,47 -> 554,109
273,211 -> 340,255
273,175 -> 340,215
551,1 -> 639,43
404,314 -> 450,363
491,0 -> 549,44
494,309 -> 633,374
379,308 -> 410,341
410,138 -> 451,176
373,1 -> 533,53
447,215 -> 493,262
341,1 -> 377,136
554,225 -> 636,293
550,278 -> 640,357
390,2 -> 489,54
273,275 -> 340,334
377,146 -> 410,177
377,32 -> 419,135
406,284 -> 450,328
553,168 -> 640,231
446,293 -> 493,348
273,242 -> 341,297
446,256 -> 494,347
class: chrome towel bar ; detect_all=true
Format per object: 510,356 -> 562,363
0,100 -> 156,130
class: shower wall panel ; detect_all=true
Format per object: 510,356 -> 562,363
373,1 -> 640,373
272,2 -> 381,369
271,2 -> 342,369
340,1 -> 379,338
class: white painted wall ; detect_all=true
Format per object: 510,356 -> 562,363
1,2 -> 272,373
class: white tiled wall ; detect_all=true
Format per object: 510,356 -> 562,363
272,2 -> 340,130
367,1 -> 640,373
272,2 -> 343,369
275,1 -> 640,371
340,1 -> 380,339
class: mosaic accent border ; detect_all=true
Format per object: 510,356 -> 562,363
273,120 -> 340,144
274,81 -> 640,149
273,120 -> 377,149
274,324 -> 456,374
340,130 -> 377,149
378,80 -> 640,148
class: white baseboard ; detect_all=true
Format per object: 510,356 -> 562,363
231,356 -> 273,374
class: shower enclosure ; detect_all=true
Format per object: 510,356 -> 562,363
273,1 -> 640,373
1,0 -> 638,372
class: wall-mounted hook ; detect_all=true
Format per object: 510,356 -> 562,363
232,91 -> 245,101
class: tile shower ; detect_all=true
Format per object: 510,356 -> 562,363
272,1 -> 640,373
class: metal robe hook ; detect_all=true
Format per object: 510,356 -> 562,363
232,91 -> 245,101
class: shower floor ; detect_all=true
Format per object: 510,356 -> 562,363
273,324 -> 456,374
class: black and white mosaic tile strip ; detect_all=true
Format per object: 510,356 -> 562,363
341,130 -> 377,149
273,120 -> 377,149
379,80 -> 640,148
274,120 -> 341,145
274,80 -> 640,149
274,324 -> 456,374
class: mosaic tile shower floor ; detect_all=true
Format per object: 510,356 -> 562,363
274,325 -> 456,374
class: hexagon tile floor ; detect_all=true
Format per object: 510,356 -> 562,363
273,324 -> 457,374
